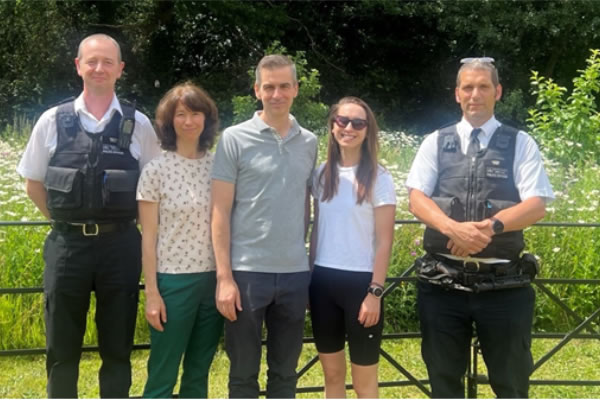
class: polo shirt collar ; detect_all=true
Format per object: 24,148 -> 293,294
252,111 -> 301,140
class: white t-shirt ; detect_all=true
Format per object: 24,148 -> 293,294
312,163 -> 396,272
136,151 -> 215,274
17,93 -> 161,181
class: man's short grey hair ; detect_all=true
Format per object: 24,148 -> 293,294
456,60 -> 499,87
77,33 -> 122,62
254,54 -> 297,85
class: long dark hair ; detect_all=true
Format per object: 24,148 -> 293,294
319,96 -> 379,205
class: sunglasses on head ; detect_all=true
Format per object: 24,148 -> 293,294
334,115 -> 368,130
460,57 -> 495,64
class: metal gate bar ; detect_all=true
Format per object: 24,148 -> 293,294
2,220 -> 600,398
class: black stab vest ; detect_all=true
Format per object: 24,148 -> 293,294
44,100 -> 140,223
423,123 -> 525,260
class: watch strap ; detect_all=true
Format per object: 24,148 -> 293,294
368,284 -> 384,298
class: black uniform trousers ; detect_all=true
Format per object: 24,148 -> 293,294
43,224 -> 141,398
417,279 -> 535,398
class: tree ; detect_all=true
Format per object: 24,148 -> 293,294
231,41 -> 328,134
0,1 -> 95,125
2,0 -> 600,135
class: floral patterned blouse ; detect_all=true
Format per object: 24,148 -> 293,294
136,151 -> 215,273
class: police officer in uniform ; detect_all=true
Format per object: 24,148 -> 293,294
17,33 -> 161,398
405,58 -> 554,398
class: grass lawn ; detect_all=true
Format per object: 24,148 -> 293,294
2,339 -> 600,398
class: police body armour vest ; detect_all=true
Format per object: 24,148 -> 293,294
423,123 -> 525,260
44,100 -> 140,223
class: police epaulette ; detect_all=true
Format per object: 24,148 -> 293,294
119,99 -> 136,109
49,96 -> 77,109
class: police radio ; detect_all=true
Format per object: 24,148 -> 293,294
118,100 -> 136,150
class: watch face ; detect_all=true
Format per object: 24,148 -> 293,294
493,219 -> 504,234
369,286 -> 384,297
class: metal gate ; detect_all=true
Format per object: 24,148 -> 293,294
1,220 -> 600,397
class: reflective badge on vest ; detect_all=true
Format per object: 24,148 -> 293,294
485,159 -> 509,179
442,135 -> 458,152
59,114 -> 75,129
103,143 -> 125,155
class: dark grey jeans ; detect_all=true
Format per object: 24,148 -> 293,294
225,270 -> 310,398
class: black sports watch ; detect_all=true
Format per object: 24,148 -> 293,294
368,284 -> 384,298
491,217 -> 504,235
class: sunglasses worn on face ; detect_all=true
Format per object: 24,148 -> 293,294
334,115 -> 368,130
460,57 -> 495,64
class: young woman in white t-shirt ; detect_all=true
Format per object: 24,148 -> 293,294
136,82 -> 222,398
309,96 -> 396,398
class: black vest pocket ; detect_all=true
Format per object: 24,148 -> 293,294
44,166 -> 82,209
102,169 -> 139,210
431,196 -> 464,221
484,198 -> 517,218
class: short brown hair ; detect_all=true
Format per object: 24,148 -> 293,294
155,81 -> 219,152
255,54 -> 297,85
456,60 -> 499,87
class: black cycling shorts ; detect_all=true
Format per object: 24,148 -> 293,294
309,265 -> 383,366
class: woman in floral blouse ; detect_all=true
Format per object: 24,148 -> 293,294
137,82 -> 222,398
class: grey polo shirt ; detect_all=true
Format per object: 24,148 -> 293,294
212,112 -> 318,273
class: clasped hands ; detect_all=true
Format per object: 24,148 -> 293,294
446,219 -> 495,257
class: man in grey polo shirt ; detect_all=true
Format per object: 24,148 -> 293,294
211,54 -> 318,398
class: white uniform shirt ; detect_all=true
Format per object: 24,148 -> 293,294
313,163 -> 396,272
406,116 -> 554,202
17,93 -> 161,181
405,116 -> 555,262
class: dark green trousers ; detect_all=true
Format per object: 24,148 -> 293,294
143,271 -> 223,398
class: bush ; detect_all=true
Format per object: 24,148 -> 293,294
528,49 -> 600,164
495,88 -> 528,126
2,90 -> 600,346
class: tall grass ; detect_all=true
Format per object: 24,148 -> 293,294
1,124 -> 599,351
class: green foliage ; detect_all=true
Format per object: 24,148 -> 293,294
383,226 -> 423,333
495,88 -> 528,126
0,1 -> 97,125
231,95 -> 257,127
231,41 -> 328,133
3,1 -> 600,134
2,116 -> 600,347
528,49 -> 600,164
525,159 -> 600,332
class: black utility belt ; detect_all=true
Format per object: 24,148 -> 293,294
51,221 -> 135,236
432,255 -> 518,275
416,253 -> 539,293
